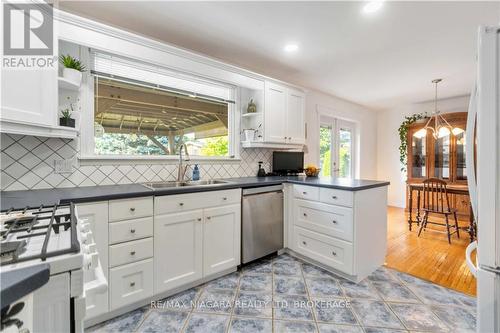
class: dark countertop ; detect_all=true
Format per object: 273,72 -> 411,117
0,264 -> 50,309
1,176 -> 389,211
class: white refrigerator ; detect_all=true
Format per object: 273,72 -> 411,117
465,25 -> 500,333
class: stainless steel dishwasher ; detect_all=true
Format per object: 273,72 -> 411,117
242,185 -> 284,264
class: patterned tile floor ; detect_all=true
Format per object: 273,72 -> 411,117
86,253 -> 476,333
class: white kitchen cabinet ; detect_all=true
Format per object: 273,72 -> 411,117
263,81 -> 306,145
203,204 -> 241,276
286,89 -> 306,144
154,210 -> 203,294
288,184 -> 388,282
76,202 -> 109,319
264,81 -> 287,143
109,259 -> 153,310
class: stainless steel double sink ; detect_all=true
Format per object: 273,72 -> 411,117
141,179 -> 230,190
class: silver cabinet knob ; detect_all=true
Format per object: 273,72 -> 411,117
332,251 -> 337,256
303,192 -> 307,195
179,202 -> 184,206
130,229 -> 136,233
222,197 -> 227,201
130,251 -> 136,256
332,196 -> 338,200
130,282 -> 135,287
302,241 -> 307,245
207,216 -> 211,220
303,213 -> 307,217
197,218 -> 202,221
130,207 -> 136,212
332,220 -> 337,224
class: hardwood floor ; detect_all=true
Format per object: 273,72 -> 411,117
384,206 -> 477,296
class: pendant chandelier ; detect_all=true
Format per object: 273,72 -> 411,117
413,79 -> 464,139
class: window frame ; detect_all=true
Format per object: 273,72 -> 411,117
78,50 -> 241,162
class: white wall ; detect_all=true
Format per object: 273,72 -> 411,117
376,95 -> 470,207
305,90 -> 378,180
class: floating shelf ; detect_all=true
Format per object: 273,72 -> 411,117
58,77 -> 80,91
241,112 -> 263,118
241,141 -> 304,149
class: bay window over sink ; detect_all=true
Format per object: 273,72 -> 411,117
81,51 -> 238,159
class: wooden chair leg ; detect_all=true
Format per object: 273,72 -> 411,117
418,212 -> 427,237
453,212 -> 460,239
445,214 -> 451,244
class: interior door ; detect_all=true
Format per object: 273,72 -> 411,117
319,117 -> 356,178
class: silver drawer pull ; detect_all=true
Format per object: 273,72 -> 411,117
130,251 -> 136,256
207,216 -> 211,220
179,202 -> 184,206
332,251 -> 337,256
222,197 -> 227,201
303,213 -> 307,217
302,192 -> 307,195
130,229 -> 136,233
130,207 -> 136,212
332,196 -> 338,200
302,241 -> 307,246
197,218 -> 202,221
130,282 -> 135,287
332,220 -> 337,224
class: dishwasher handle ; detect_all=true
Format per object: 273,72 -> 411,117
242,185 -> 284,196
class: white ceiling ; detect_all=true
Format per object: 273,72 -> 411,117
58,1 -> 500,110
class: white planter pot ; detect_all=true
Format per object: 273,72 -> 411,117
243,129 -> 256,142
63,68 -> 82,86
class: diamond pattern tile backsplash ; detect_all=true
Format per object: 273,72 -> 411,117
0,133 -> 272,191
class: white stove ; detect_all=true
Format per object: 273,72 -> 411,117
0,203 -> 107,333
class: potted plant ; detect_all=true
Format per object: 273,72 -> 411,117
60,103 -> 76,128
60,54 -> 86,86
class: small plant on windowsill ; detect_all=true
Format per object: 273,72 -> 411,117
60,103 -> 76,128
398,112 -> 427,173
60,54 -> 86,86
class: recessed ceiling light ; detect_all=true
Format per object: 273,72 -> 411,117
362,1 -> 384,14
284,43 -> 299,53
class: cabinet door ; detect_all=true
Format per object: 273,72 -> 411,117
264,81 -> 287,142
203,204 -> 241,276
154,210 -> 203,294
75,202 -> 109,319
286,89 -> 305,144
1,68 -> 57,128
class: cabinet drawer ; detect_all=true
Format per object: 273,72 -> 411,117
293,185 -> 319,201
155,189 -> 241,215
109,197 -> 153,222
109,238 -> 153,267
319,188 -> 353,207
294,200 -> 353,242
109,217 -> 153,245
293,226 -> 353,275
109,258 -> 153,310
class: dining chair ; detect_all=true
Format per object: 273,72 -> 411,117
417,178 -> 460,244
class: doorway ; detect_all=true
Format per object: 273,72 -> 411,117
319,116 -> 356,178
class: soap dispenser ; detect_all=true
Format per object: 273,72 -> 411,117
257,161 -> 266,177
192,164 -> 200,181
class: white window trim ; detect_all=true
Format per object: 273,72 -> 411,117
78,49 -> 241,162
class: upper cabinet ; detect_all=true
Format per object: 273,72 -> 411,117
263,81 -> 305,145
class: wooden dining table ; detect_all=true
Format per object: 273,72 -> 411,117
407,183 -> 476,242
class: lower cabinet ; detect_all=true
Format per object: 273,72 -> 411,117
203,204 -> 241,276
109,258 -> 154,310
154,210 -> 204,294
